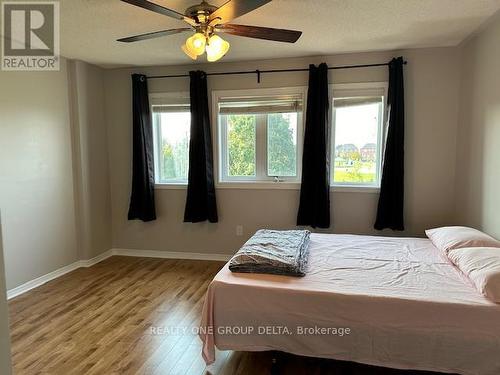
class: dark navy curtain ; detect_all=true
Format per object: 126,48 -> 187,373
375,57 -> 405,230
184,71 -> 218,223
297,63 -> 330,228
128,74 -> 156,222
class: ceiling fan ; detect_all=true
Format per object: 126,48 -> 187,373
117,0 -> 302,62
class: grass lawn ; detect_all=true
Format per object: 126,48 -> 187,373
333,169 -> 376,183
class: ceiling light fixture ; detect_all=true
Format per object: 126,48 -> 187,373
181,31 -> 230,62
118,1 -> 302,63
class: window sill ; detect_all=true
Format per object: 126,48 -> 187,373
155,183 -> 187,190
216,182 -> 301,190
155,183 -> 380,193
331,185 -> 380,193
155,182 -> 301,190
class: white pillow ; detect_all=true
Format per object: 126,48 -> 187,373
425,226 -> 500,254
448,247 -> 500,303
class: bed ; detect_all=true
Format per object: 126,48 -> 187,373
200,233 -> 500,375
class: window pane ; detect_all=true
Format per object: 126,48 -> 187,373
157,112 -> 190,182
227,114 -> 256,177
267,113 -> 297,176
333,100 -> 381,185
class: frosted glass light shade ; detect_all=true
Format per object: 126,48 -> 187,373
182,32 -> 206,59
181,43 -> 197,60
206,35 -> 230,62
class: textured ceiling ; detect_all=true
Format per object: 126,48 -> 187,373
59,0 -> 500,68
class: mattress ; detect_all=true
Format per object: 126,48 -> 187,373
200,234 -> 500,375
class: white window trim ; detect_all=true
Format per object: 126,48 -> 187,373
212,86 -> 307,189
329,82 -> 388,191
150,92 -> 190,188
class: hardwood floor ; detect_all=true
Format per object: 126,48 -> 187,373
9,256 -> 443,375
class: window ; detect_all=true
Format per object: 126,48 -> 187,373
151,93 -> 191,185
216,88 -> 304,184
151,84 -> 386,191
331,83 -> 386,188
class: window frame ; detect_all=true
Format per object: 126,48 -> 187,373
150,92 -> 191,187
329,82 -> 388,191
213,87 -> 307,189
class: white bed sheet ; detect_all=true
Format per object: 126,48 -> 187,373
200,234 -> 500,374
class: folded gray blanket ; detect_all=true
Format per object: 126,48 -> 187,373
229,229 -> 311,277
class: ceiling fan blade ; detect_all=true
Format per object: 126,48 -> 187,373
209,0 -> 271,24
117,28 -> 191,43
217,24 -> 302,43
120,0 -> 197,25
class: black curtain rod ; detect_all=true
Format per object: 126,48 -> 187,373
146,60 -> 407,82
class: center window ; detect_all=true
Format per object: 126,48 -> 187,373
330,83 -> 387,188
150,93 -> 191,185
217,90 -> 304,184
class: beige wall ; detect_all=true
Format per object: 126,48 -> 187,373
0,59 -> 79,290
0,213 -> 12,374
0,58 -> 111,290
456,13 -> 500,239
69,61 -> 112,259
104,47 -> 461,255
